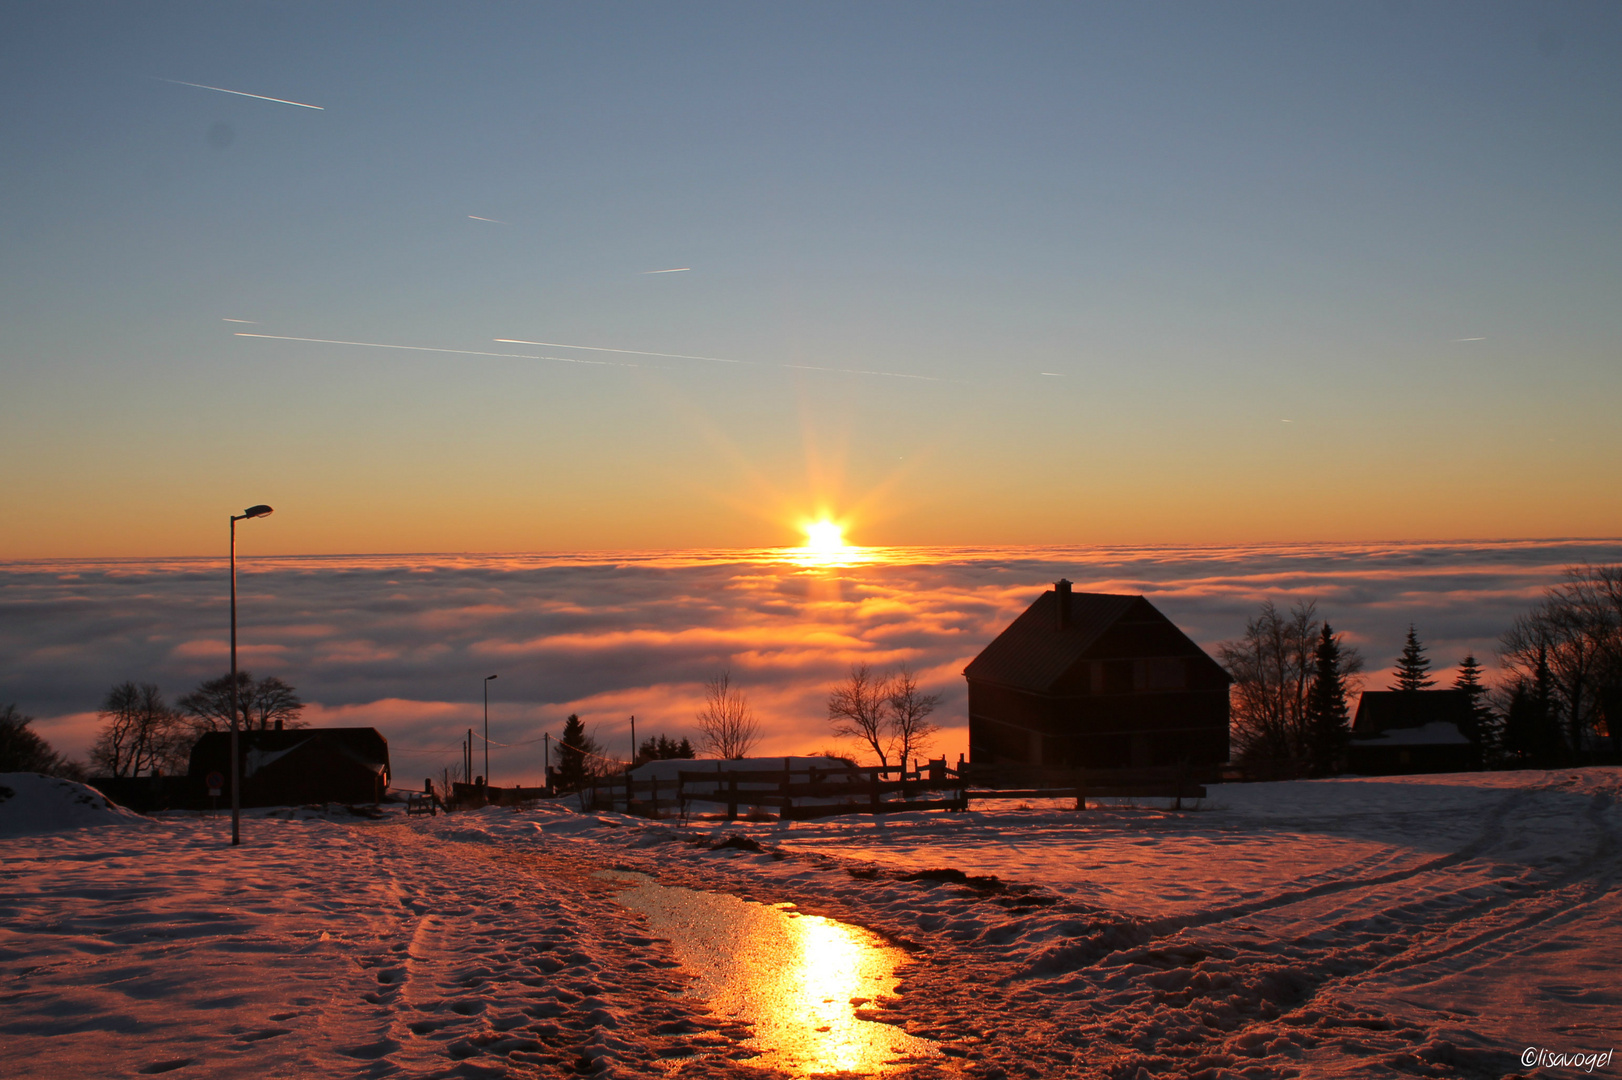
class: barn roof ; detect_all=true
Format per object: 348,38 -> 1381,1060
963,583 -> 1237,694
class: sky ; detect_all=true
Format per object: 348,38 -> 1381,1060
3,2 -> 1621,557
9,540 -> 1618,785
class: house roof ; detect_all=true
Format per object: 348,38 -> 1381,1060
964,588 -> 1223,693
188,727 -> 389,777
1352,691 -> 1474,738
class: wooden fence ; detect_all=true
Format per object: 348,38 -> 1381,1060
575,758 -> 1209,821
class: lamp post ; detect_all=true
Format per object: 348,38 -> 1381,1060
229,503 -> 274,846
483,674 -> 498,786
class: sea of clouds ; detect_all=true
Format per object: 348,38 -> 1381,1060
4,540 -> 1619,784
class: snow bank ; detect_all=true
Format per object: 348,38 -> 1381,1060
0,772 -> 147,836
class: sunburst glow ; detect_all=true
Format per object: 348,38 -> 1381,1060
803,520 -> 846,551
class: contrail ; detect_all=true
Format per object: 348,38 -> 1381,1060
1452,336 -> 1486,342
234,333 -> 635,367
495,338 -> 744,364
1040,372 -> 1064,377
467,215 -> 508,224
496,337 -> 941,382
242,331 -> 937,382
160,79 -> 323,110
641,267 -> 690,274
221,318 -> 258,324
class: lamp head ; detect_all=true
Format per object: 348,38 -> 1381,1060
485,674 -> 498,681
243,504 -> 274,519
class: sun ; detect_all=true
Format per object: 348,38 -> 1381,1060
803,519 -> 846,551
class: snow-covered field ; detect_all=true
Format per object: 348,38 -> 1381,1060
2,768 -> 1618,1079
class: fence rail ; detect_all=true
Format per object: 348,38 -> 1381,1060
572,758 -> 1208,820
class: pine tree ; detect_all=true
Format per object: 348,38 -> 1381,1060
1304,624 -> 1352,776
558,713 -> 598,790
1391,625 -> 1435,691
635,733 -> 697,765
1503,647 -> 1563,766
1451,654 -> 1495,750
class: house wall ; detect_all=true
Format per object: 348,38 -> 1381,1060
1347,743 -> 1477,776
969,679 -> 1229,769
245,745 -> 385,806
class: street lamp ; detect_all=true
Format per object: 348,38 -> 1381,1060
483,674 -> 498,786
229,503 -> 273,846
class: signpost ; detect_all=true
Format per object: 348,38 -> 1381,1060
206,771 -> 224,816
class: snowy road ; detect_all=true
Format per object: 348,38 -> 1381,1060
3,769 -> 1619,1078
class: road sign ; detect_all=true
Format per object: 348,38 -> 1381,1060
206,771 -> 224,797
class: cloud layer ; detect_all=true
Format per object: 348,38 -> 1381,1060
5,540 -> 1618,783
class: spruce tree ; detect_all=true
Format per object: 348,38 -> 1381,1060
1304,624 -> 1351,776
1391,625 -> 1435,691
558,713 -> 597,790
1504,647 -> 1563,766
1451,654 -> 1494,750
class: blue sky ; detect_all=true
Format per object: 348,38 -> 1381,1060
3,2 -> 1620,555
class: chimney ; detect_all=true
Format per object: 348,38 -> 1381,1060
1054,578 -> 1073,630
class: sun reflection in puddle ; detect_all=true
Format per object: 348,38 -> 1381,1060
604,872 -> 940,1076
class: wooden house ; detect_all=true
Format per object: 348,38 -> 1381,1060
188,727 -> 391,807
1347,691 -> 1477,774
964,580 -> 1231,771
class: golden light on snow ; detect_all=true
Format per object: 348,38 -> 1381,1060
609,874 -> 937,1075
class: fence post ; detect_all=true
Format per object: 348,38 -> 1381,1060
726,766 -> 738,821
869,767 -> 881,814
650,775 -> 660,819
625,768 -> 633,813
780,757 -> 792,821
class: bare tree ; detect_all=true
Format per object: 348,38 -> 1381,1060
886,665 -> 941,768
248,676 -> 304,730
827,663 -> 893,767
1218,600 -> 1362,770
178,672 -> 306,734
1500,564 -> 1622,757
695,672 -> 759,759
90,682 -> 189,777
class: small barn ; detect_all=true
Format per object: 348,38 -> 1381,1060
964,580 -> 1231,771
1347,691 -> 1478,775
188,728 -> 391,807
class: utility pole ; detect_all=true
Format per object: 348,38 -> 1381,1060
630,715 -> 636,766
482,675 -> 497,784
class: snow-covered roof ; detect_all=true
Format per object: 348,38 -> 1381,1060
1349,720 -> 1472,747
244,739 -> 310,778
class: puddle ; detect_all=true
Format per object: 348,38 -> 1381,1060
604,871 -> 941,1076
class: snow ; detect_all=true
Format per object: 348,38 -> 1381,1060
0,772 -> 148,836
244,740 -> 310,777
3,768 -> 1618,1078
1349,720 -> 1473,747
